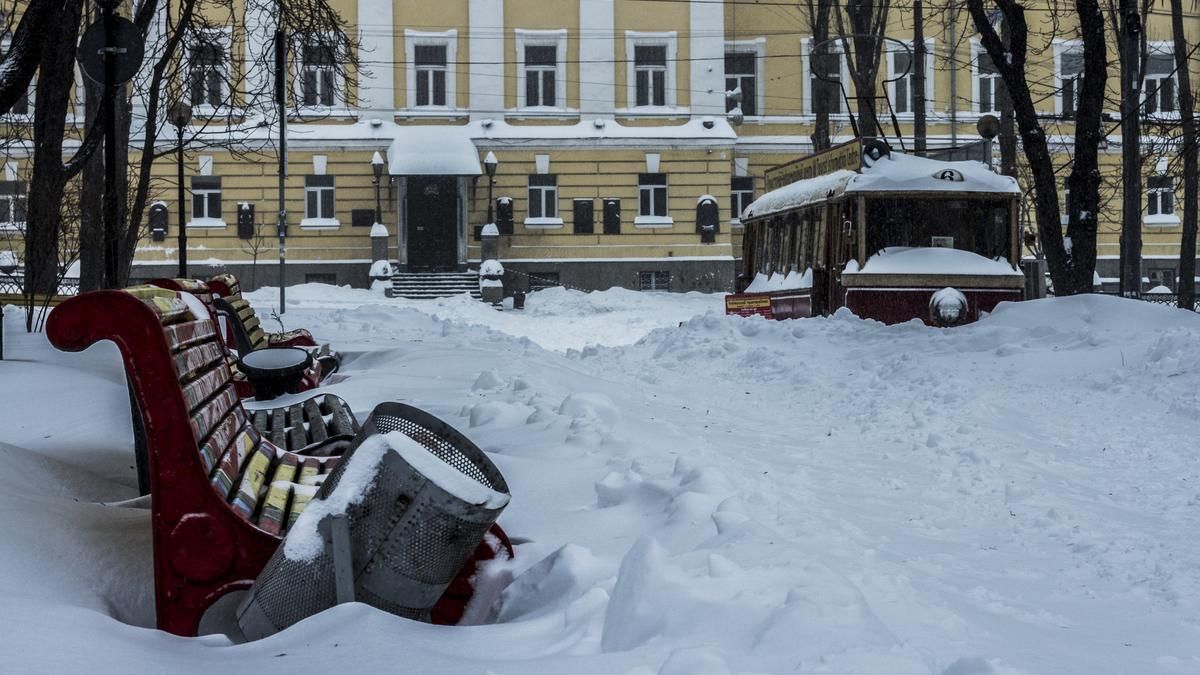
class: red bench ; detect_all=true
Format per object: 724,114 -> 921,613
47,286 -> 511,636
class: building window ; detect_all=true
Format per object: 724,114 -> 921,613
0,181 -> 27,228
725,51 -> 757,117
188,34 -> 228,107
524,45 -> 557,107
415,44 -> 448,107
731,176 -> 754,223
304,175 -> 336,221
638,173 -> 668,218
301,42 -> 337,107
975,49 -> 1003,113
807,43 -> 845,115
889,41 -> 932,115
1148,269 -> 1176,291
527,175 -> 558,221
635,45 -> 667,107
406,30 -> 457,109
190,176 -> 222,224
638,271 -> 670,291
1147,175 -> 1175,217
1061,177 -> 1072,224
1058,46 -> 1084,118
1144,52 -> 1176,115
305,273 -> 338,285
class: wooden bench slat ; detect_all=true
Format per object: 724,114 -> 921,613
173,342 -> 226,383
199,412 -> 243,473
257,455 -> 299,535
269,413 -> 287,448
210,428 -> 259,499
287,403 -> 306,450
326,395 -> 357,436
189,386 -> 240,443
164,319 -> 219,352
304,398 -> 328,443
181,364 -> 233,414
230,444 -> 275,518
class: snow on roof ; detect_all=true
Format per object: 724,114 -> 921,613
742,170 -> 856,220
853,247 -> 1023,276
470,117 -> 737,144
388,126 -> 482,176
846,152 -> 1019,195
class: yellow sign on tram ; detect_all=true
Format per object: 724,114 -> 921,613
764,139 -> 862,191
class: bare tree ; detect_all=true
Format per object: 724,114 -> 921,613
835,0 -> 891,138
1168,0 -> 1197,309
967,0 -> 1108,296
803,0 -> 835,151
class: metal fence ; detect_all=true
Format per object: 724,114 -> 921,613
1137,293 -> 1200,311
0,271 -> 80,297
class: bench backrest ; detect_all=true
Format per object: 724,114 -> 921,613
46,286 -> 335,535
209,273 -> 270,352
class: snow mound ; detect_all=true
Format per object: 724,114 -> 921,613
855,247 -> 1022,276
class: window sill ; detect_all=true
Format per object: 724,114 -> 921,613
634,215 -> 674,228
187,218 -> 227,229
300,218 -> 342,230
1145,214 -> 1181,227
397,107 -> 467,119
507,107 -> 579,119
0,221 -> 25,231
290,107 -> 358,121
615,106 -> 690,118
523,217 -> 564,229
730,219 -> 744,229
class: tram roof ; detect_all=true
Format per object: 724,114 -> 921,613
743,152 -> 1020,221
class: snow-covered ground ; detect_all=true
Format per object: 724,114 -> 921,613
3,286 -> 1200,674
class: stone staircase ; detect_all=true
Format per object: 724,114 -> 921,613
388,270 -> 481,299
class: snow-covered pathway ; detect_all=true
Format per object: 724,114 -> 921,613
2,287 -> 1199,674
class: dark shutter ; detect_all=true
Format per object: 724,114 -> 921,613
497,198 -> 514,234
238,203 -> 256,239
603,198 -> 620,234
573,199 -> 594,234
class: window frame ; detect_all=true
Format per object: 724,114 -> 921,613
294,36 -> 341,109
405,29 -> 458,111
188,176 -> 225,227
187,29 -> 232,112
0,180 -> 28,230
724,38 -> 766,118
887,39 -> 935,116
636,172 -> 672,227
625,31 -> 678,110
731,176 -> 755,226
1145,174 -> 1178,226
302,175 -> 339,229
515,29 -> 568,112
971,40 -> 1004,115
1053,39 -> 1085,119
801,37 -> 850,117
525,174 -> 562,227
638,270 -> 671,291
1143,44 -> 1178,117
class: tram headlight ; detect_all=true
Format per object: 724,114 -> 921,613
929,287 -> 969,326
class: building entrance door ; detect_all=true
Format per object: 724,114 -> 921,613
406,176 -> 459,271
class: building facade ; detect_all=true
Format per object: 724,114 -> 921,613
1,0 -> 1197,293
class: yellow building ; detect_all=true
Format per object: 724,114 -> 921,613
1,0 -> 1197,294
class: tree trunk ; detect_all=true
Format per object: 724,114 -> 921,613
79,80 -> 106,292
913,0 -> 926,155
1170,0 -> 1197,310
21,0 -> 84,326
967,0 -> 1103,296
808,0 -> 833,152
844,0 -> 887,139
998,18 -> 1018,177
1117,0 -> 1143,296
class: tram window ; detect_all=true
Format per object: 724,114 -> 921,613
864,197 -> 1011,261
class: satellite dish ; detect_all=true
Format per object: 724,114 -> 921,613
977,114 -> 1000,140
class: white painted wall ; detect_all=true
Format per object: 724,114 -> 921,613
689,0 -> 726,116
357,0 -> 395,112
469,0 -> 505,119
579,0 -> 615,116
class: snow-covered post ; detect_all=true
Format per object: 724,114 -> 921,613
370,223 -> 393,293
479,223 -> 503,305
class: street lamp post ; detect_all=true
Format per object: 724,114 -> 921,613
168,101 -> 193,278
371,151 -> 385,224
484,152 -> 498,225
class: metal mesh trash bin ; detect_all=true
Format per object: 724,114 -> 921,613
237,402 -> 510,639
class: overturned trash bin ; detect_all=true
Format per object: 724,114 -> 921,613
237,402 -> 511,639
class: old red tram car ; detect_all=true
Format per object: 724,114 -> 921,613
727,140 -> 1024,326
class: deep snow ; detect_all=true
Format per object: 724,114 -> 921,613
2,286 -> 1200,674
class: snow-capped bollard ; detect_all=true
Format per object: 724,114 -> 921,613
929,287 -> 969,326
479,257 -> 504,306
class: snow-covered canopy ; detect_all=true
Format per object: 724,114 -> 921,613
846,152 -> 1020,195
742,170 -> 856,220
387,126 -> 482,176
852,246 -> 1023,276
